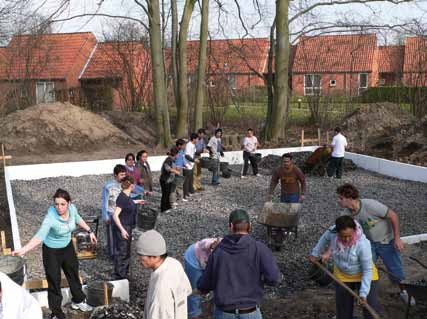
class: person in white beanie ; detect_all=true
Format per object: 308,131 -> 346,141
0,271 -> 42,319
136,230 -> 192,319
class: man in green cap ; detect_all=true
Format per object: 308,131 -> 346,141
198,209 -> 281,318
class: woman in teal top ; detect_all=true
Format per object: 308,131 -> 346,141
13,189 -> 97,319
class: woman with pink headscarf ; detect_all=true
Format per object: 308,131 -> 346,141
309,216 -> 381,319
184,238 -> 222,319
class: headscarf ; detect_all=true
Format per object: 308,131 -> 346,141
194,238 -> 222,269
336,220 -> 362,252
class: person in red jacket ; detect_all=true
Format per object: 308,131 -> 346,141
268,153 -> 306,203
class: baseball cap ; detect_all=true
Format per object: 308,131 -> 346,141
136,230 -> 167,256
229,209 -> 250,225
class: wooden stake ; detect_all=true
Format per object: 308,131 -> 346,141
317,128 -> 321,145
313,260 -> 381,319
301,129 -> 305,147
103,281 -> 109,305
1,144 -> 12,168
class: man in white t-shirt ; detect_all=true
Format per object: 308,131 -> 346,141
327,127 -> 348,179
241,128 -> 260,178
183,133 -> 197,200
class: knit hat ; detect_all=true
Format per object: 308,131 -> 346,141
229,209 -> 250,225
136,230 -> 167,256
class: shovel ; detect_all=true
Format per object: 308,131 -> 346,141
312,260 -> 382,319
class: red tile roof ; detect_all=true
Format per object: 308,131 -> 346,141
376,45 -> 405,73
292,34 -> 377,73
0,32 -> 97,80
186,38 -> 269,75
80,41 -> 150,79
403,37 -> 427,73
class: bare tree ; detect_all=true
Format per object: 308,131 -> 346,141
192,0 -> 209,131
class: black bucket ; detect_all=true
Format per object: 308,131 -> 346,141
308,260 -> 333,287
222,168 -> 232,178
253,153 -> 262,164
220,162 -> 229,172
0,255 -> 25,285
137,206 -> 157,231
87,281 -> 114,307
200,157 -> 213,169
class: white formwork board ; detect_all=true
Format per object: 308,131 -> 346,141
344,152 -> 427,183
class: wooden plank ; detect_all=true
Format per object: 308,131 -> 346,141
23,275 -> 84,290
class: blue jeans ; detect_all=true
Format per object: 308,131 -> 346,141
184,259 -> 203,317
371,240 -> 405,283
214,306 -> 262,319
280,193 -> 300,203
212,159 -> 220,184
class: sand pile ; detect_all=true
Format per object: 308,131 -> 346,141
0,102 -> 138,154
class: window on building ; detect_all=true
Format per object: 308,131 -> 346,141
36,82 -> 56,104
227,73 -> 237,90
358,73 -> 368,95
20,88 -> 28,98
304,74 -> 321,96
329,79 -> 336,87
379,78 -> 386,86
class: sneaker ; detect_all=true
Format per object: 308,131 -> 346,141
241,175 -> 247,179
400,290 -> 416,306
182,198 -> 188,202
256,173 -> 262,177
71,301 -> 94,312
50,314 -> 65,319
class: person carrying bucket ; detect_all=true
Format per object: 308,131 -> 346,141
309,216 -> 382,319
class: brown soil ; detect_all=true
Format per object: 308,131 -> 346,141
342,102 -> 427,166
0,102 -> 148,157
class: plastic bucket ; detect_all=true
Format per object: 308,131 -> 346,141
220,162 -> 229,172
253,153 -> 262,164
308,260 -> 334,286
200,157 -> 213,169
0,255 -> 25,285
87,281 -> 114,306
137,206 -> 157,231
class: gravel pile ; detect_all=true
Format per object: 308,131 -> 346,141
11,154 -> 427,307
90,302 -> 144,319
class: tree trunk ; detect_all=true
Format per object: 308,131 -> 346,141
171,0 -> 179,108
147,0 -> 172,146
263,20 -> 276,140
193,0 -> 209,131
176,0 -> 196,138
271,0 -> 289,141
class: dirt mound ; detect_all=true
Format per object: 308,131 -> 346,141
100,111 -> 157,146
342,102 -> 417,158
395,115 -> 427,166
0,102 -> 138,155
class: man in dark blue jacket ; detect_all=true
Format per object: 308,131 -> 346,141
198,209 -> 281,318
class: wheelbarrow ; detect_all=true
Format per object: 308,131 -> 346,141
257,202 -> 301,251
403,256 -> 427,319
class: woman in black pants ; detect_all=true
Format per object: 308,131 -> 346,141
13,189 -> 96,319
160,147 -> 180,212
112,176 -> 144,279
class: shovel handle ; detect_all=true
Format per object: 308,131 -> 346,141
409,256 -> 427,269
313,260 -> 381,319
103,281 -> 109,306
